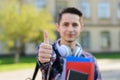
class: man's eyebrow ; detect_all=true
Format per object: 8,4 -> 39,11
63,22 -> 69,24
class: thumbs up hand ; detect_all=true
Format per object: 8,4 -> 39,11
38,31 -> 52,64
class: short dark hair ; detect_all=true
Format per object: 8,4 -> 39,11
57,7 -> 83,23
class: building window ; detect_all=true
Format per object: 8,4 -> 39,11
101,31 -> 111,49
98,2 -> 110,18
119,32 -> 120,48
34,0 -> 47,9
79,31 -> 90,49
55,0 -> 68,21
79,1 -> 90,18
117,2 -> 120,18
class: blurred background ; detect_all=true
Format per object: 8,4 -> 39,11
0,0 -> 120,80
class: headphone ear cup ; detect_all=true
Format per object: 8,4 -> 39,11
59,45 -> 71,57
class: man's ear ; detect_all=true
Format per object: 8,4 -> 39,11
80,23 -> 83,32
80,17 -> 84,32
56,23 -> 59,32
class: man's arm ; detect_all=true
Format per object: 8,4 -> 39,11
36,31 -> 52,68
38,31 -> 52,64
94,57 -> 102,80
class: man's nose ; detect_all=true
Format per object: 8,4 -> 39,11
68,26 -> 74,31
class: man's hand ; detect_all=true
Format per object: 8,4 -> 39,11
38,31 -> 52,64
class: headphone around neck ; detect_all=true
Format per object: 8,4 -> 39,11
56,43 -> 82,57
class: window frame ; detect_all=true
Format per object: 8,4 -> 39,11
98,2 -> 110,19
117,2 -> 120,19
79,31 -> 91,49
79,1 -> 90,19
101,31 -> 111,49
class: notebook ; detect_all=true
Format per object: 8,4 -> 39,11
66,56 -> 94,80
67,69 -> 88,80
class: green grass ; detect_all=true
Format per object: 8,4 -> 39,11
93,53 -> 120,59
0,63 -> 35,72
0,53 -> 120,72
0,56 -> 36,72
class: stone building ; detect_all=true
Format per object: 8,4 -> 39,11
0,0 -> 120,54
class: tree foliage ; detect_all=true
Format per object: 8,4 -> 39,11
0,1 -> 56,50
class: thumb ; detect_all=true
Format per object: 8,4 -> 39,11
44,31 -> 49,44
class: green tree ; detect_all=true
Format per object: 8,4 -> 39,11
0,1 -> 56,63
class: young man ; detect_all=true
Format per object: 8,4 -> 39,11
37,7 -> 101,80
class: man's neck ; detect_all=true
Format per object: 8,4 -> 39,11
60,39 -> 77,51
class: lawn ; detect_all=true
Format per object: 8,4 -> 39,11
0,56 -> 36,72
93,53 -> 120,59
0,53 -> 120,72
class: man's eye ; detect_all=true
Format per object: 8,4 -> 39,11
72,23 -> 78,27
63,23 -> 69,27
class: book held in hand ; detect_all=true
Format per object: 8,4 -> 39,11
67,69 -> 88,80
66,56 -> 94,80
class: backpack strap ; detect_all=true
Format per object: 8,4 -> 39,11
31,42 -> 62,80
31,61 -> 39,80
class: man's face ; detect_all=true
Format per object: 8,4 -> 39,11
57,13 -> 83,43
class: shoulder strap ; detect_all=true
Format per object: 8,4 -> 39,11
52,43 -> 63,73
52,43 -> 61,56
31,43 -> 61,80
31,61 -> 39,80
31,43 -> 55,80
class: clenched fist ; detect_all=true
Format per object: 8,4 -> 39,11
38,31 -> 52,64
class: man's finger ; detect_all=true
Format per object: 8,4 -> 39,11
44,31 -> 49,44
